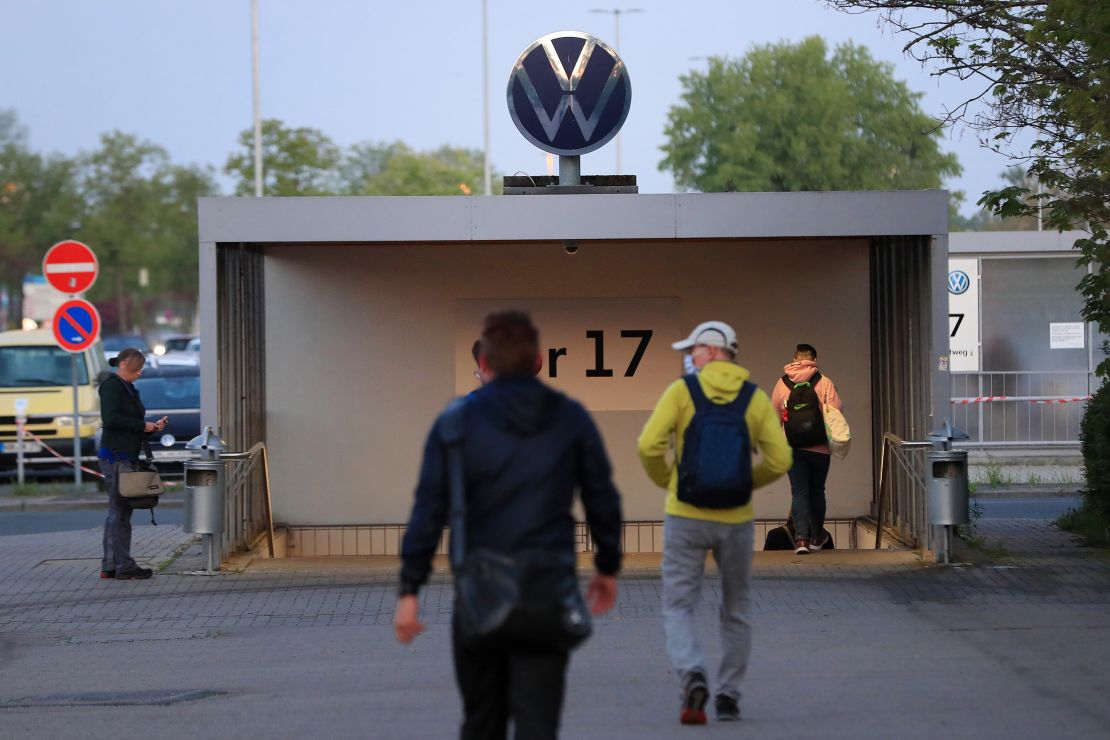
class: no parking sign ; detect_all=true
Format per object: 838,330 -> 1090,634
52,299 -> 101,353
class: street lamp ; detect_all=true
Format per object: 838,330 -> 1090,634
251,0 -> 263,197
589,8 -> 643,175
482,0 -> 491,195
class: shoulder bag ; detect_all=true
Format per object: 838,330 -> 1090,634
442,398 -> 592,651
118,440 -> 166,509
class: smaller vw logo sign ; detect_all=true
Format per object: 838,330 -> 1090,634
948,270 -> 971,295
507,31 -> 632,156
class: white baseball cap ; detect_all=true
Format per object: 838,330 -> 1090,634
671,321 -> 738,353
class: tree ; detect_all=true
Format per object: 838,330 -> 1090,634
952,169 -> 1043,231
0,110 -> 84,329
76,132 -> 218,332
824,2 -> 1109,370
358,143 -> 490,196
224,119 -> 341,196
827,0 -> 1110,530
659,36 -> 961,193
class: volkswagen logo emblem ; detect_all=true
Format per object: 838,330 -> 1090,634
507,31 -> 632,156
948,270 -> 971,295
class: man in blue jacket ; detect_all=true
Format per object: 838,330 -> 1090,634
395,311 -> 622,740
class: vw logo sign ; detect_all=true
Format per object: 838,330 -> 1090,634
948,270 -> 971,295
507,31 -> 632,156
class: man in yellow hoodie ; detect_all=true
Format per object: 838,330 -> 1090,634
638,320 -> 792,724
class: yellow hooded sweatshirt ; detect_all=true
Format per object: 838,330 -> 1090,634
638,361 -> 793,524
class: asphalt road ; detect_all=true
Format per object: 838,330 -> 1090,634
0,507 -> 183,536
973,496 -> 1081,520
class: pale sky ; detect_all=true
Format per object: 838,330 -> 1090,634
3,0 -> 1021,215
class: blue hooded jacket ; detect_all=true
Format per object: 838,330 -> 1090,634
399,375 -> 623,593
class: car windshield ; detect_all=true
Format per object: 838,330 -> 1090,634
133,374 -> 200,409
102,335 -> 151,353
0,346 -> 90,387
164,337 -> 194,352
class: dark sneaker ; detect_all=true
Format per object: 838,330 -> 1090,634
794,539 -> 810,555
715,695 -> 741,722
808,533 -> 829,552
680,671 -> 709,725
99,570 -> 115,579
115,567 -> 153,580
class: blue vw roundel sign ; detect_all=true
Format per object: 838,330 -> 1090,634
507,31 -> 632,156
948,270 -> 971,295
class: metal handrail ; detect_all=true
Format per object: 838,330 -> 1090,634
220,442 -> 275,558
874,433 -> 932,550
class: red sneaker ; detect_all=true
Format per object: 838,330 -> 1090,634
680,671 -> 709,725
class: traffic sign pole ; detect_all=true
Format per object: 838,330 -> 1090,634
51,298 -> 100,486
72,355 -> 81,486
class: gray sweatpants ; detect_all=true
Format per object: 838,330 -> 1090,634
661,514 -> 754,701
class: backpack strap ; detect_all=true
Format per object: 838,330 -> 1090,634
731,381 -> 757,414
684,375 -> 756,415
682,374 -> 710,412
439,397 -> 468,570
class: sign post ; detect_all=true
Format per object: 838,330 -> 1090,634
14,398 -> 28,486
50,289 -> 101,487
44,241 -> 99,486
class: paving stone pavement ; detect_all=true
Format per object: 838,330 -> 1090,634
0,519 -> 1107,738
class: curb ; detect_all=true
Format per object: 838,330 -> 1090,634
0,496 -> 184,512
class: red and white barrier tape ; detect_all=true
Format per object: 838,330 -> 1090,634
1030,396 -> 1092,404
952,395 -> 1091,405
17,424 -> 104,479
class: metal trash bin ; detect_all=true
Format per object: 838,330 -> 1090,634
926,420 -> 970,526
183,427 -> 228,535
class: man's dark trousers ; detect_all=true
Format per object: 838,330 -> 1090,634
452,624 -> 569,740
787,449 -> 832,541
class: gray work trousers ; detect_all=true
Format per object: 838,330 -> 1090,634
100,459 -> 139,572
662,514 -> 754,701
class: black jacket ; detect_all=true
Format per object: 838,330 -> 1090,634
399,375 -> 623,593
98,373 -> 147,459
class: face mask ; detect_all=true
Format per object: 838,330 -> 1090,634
683,354 -> 697,376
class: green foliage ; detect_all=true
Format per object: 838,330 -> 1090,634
224,119 -> 341,196
1056,505 -> 1110,549
826,1 -> 1110,376
358,143 -> 490,196
0,110 -> 84,322
1080,381 -> 1110,518
660,37 -> 961,193
75,131 -> 218,332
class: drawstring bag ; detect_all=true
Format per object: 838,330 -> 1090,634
824,405 -> 851,459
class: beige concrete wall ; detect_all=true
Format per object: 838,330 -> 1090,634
263,238 -> 872,526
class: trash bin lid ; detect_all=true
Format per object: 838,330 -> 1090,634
185,425 -> 228,453
927,419 -> 970,442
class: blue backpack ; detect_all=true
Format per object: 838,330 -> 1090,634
676,375 -> 757,509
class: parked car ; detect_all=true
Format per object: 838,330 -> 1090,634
157,336 -> 200,367
101,333 -> 154,363
0,329 -> 107,478
131,365 -> 200,475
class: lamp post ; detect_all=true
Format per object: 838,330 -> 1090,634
589,8 -> 642,175
251,0 -> 263,197
482,0 -> 491,195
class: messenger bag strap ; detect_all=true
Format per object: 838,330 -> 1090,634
439,397 -> 468,571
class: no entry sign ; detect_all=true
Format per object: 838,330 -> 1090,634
43,240 -> 99,295
52,299 -> 101,353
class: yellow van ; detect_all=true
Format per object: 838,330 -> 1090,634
0,328 -> 108,476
